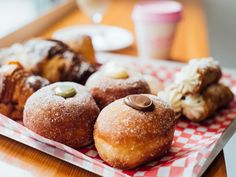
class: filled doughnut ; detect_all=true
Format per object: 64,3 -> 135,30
94,94 -> 175,169
23,82 -> 100,148
86,62 -> 150,109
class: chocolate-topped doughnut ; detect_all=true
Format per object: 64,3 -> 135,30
85,62 -> 150,109
94,94 -> 175,169
23,82 -> 100,148
124,94 -> 154,111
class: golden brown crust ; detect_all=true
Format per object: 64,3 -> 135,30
174,58 -> 222,95
34,39 -> 96,84
182,83 -> 234,122
0,39 -> 96,85
203,83 -> 234,116
23,82 -> 100,148
0,63 -> 49,120
86,72 -> 151,109
94,95 -> 175,169
63,35 -> 96,65
197,66 -> 222,93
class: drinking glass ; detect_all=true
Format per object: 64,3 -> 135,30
76,0 -> 109,24
72,0 -> 133,52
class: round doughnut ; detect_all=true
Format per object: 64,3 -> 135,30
85,63 -> 150,109
94,94 -> 175,169
23,82 -> 100,148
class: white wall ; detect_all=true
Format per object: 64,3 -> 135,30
202,0 -> 236,68
202,1 -> 236,176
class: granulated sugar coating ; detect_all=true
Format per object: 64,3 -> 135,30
23,82 -> 100,148
86,71 -> 150,109
94,94 -> 175,169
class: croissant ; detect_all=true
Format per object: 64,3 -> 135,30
0,39 -> 96,84
0,62 -> 49,120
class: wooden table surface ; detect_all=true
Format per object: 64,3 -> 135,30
0,0 -> 227,176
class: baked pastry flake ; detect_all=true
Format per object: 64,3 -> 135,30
0,39 -> 96,84
0,62 -> 49,120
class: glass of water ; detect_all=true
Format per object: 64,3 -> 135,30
72,0 -> 132,52
76,0 -> 109,24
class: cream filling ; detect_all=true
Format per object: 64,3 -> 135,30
103,66 -> 129,79
175,64 -> 201,94
182,95 -> 206,120
101,61 -> 142,78
158,87 -> 183,113
189,57 -> 219,68
174,57 -> 219,94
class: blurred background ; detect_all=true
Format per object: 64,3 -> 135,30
202,0 -> 236,68
0,0 -> 235,177
0,0 -> 66,38
0,0 -> 235,67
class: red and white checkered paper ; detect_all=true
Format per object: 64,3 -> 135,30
0,55 -> 236,177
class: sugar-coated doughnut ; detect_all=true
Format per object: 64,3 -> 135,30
86,63 -> 150,109
23,82 -> 100,148
94,94 -> 175,169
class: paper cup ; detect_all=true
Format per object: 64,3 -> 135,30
132,1 -> 182,59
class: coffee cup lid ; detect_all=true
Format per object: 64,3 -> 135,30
132,1 -> 182,23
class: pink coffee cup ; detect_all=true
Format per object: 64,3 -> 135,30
132,1 -> 182,59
